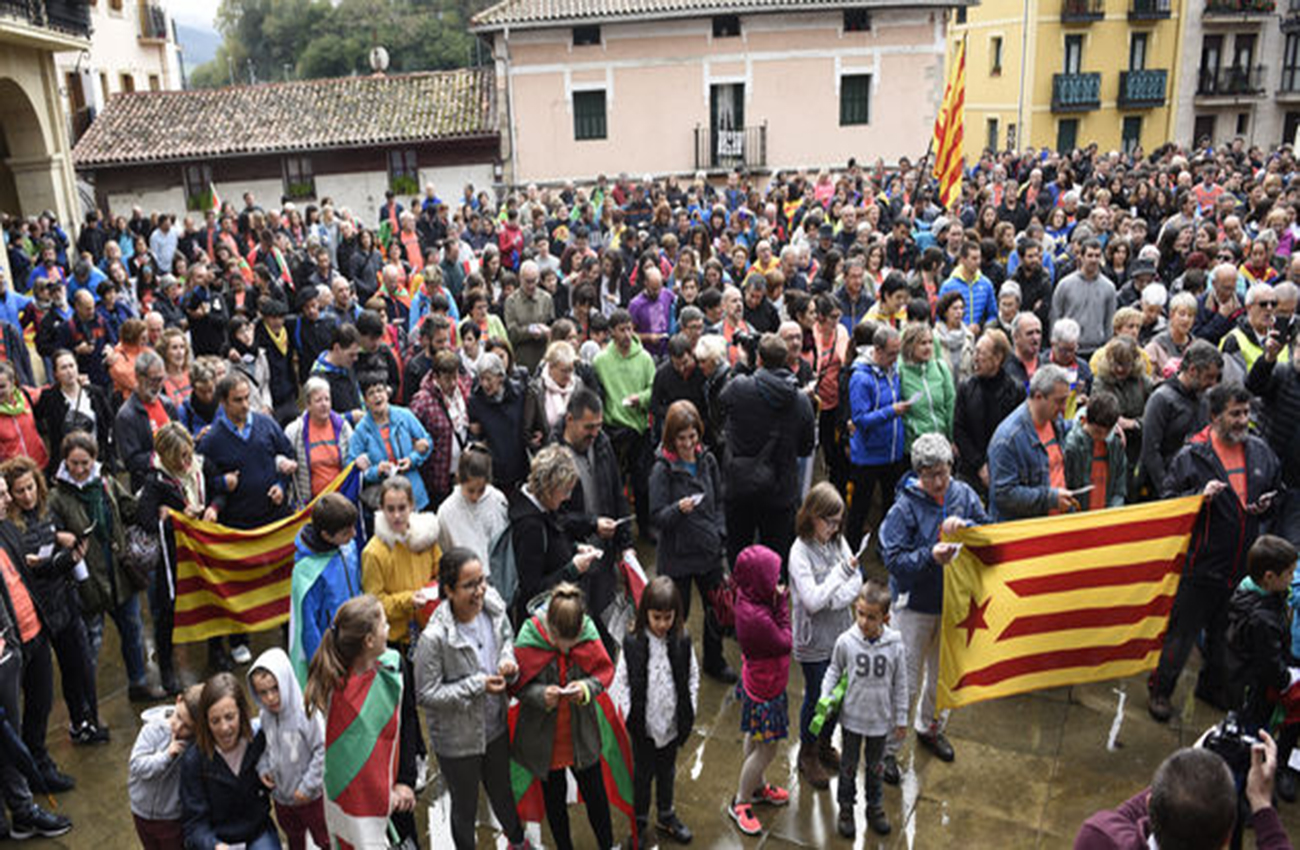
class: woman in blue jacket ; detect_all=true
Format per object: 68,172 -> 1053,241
844,325 -> 909,552
348,371 -> 433,509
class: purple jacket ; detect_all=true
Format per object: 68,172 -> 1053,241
733,545 -> 791,703
628,288 -> 675,358
1074,790 -> 1293,850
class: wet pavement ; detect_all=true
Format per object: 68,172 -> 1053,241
22,550 -> 1300,849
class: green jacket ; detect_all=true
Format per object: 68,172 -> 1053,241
48,464 -> 136,615
899,357 -> 955,448
1062,413 -> 1128,510
593,336 -> 655,433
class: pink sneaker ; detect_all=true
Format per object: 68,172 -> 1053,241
729,799 -> 762,835
752,783 -> 790,806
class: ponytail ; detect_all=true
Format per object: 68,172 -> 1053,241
304,594 -> 384,717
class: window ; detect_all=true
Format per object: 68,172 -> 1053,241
1234,33 -> 1255,70
1130,33 -> 1148,71
573,90 -> 607,140
956,6 -> 967,23
65,72 -> 85,111
119,73 -> 135,93
99,72 -> 108,98
1284,33 -> 1300,92
712,15 -> 741,37
986,117 -> 999,151
1007,123 -> 1017,148
572,25 -> 600,46
1057,118 -> 1079,153
148,74 -> 160,92
282,156 -> 316,200
1064,35 -> 1083,74
109,0 -> 122,10
1193,114 -> 1216,145
1236,112 -> 1250,135
990,36 -> 1003,75
1121,116 -> 1142,153
181,164 -> 213,212
843,8 -> 871,31
388,149 -> 420,195
840,74 -> 871,125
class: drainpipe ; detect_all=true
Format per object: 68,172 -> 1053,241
1017,0 -> 1029,142
501,28 -> 519,187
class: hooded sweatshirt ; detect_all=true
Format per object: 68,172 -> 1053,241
129,714 -> 190,820
719,366 -> 816,505
435,483 -> 510,569
789,535 -> 862,663
821,622 -> 908,737
733,544 -> 791,702
247,647 -> 325,806
592,335 -> 655,433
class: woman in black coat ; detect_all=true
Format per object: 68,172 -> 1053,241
34,349 -> 114,477
647,399 -> 732,679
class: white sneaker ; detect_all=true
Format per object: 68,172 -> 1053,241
231,645 -> 252,664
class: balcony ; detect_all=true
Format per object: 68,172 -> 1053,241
694,123 -> 767,172
1052,72 -> 1102,111
1197,64 -> 1267,98
1279,67 -> 1300,101
1129,0 -> 1172,18
1203,0 -> 1275,19
1283,0 -> 1300,31
1118,69 -> 1168,107
0,0 -> 91,49
138,2 -> 167,41
1061,0 -> 1105,21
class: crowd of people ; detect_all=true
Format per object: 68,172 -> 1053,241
0,136 -> 1298,848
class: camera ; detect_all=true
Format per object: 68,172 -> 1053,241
732,330 -> 760,367
1202,711 -> 1258,782
1273,315 -> 1295,345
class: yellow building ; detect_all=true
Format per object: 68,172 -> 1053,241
951,0 -> 1183,156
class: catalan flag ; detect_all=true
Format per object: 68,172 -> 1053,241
931,38 -> 966,211
170,465 -> 362,644
937,495 -> 1204,710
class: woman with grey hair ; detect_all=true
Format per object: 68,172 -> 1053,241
506,444 -> 601,624
468,351 -> 533,492
877,432 -> 989,780
284,375 -> 358,505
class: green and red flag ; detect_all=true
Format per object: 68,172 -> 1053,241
508,614 -> 637,843
323,647 -> 403,850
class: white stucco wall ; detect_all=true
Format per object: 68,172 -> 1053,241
57,0 -> 180,115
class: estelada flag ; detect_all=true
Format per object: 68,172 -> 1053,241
323,646 -> 403,850
937,495 -> 1204,710
508,612 -> 637,844
170,464 -> 361,644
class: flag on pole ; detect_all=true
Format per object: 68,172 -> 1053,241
937,495 -> 1204,710
208,182 -> 221,215
931,38 -> 967,210
323,647 -> 403,850
170,465 -> 362,644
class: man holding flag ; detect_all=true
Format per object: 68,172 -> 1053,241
1148,383 -> 1282,721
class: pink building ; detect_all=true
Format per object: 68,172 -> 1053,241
471,0 -> 967,184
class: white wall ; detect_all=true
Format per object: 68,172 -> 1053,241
106,185 -> 186,217
57,0 -> 180,115
315,165 -> 495,223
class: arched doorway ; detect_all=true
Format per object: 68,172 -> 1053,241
0,76 -> 61,219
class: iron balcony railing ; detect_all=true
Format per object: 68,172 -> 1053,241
1118,69 -> 1168,107
1204,0 -> 1276,14
1129,0 -> 1172,17
1052,72 -> 1102,111
1061,0 -> 1105,20
1197,64 -> 1266,96
694,123 -> 767,172
0,0 -> 91,37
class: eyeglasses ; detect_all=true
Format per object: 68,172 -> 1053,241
819,514 -> 843,528
1257,300 -> 1278,309
459,577 -> 487,591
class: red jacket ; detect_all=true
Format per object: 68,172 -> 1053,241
1074,790 -> 1293,849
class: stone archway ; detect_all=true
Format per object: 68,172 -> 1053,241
0,75 -> 66,221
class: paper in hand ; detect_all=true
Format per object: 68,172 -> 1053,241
36,543 -> 53,561
687,493 -> 705,506
856,533 -> 872,558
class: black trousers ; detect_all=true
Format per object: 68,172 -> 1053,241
725,497 -> 796,576
542,762 -> 613,850
1153,578 -> 1230,700
819,408 -> 849,493
845,460 -> 907,553
47,617 -> 96,726
608,426 -> 651,539
838,730 -> 886,810
438,733 -> 523,850
19,633 -> 53,769
671,570 -> 726,673
632,736 -> 679,827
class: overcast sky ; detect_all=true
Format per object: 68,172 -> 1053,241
167,0 -> 217,29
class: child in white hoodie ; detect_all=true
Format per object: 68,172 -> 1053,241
248,647 -> 327,850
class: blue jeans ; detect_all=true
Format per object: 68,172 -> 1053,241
800,659 -> 831,744
85,594 -> 146,687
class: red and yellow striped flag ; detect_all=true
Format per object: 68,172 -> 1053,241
937,495 -> 1204,710
931,38 -> 966,211
171,465 -> 361,643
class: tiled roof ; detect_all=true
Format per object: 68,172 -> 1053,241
472,0 -> 957,29
73,69 -> 497,168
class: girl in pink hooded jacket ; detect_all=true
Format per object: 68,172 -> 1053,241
728,544 -> 792,836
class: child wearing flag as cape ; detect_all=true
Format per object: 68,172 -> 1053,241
289,493 -> 361,686
304,595 -> 420,849
510,583 -> 634,850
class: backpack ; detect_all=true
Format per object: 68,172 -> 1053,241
487,526 -> 519,609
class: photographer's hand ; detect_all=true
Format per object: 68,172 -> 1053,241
1247,729 -> 1279,814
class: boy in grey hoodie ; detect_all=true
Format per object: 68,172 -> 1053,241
821,581 -> 908,840
247,647 -> 327,850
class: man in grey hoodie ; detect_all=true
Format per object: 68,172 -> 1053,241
821,581 -> 908,839
247,647 -> 327,850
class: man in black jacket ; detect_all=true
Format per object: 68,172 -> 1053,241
1248,331 -> 1300,542
1139,339 -> 1222,494
953,330 -> 1023,496
1149,382 -> 1282,722
719,333 -> 816,572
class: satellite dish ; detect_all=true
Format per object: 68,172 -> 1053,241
369,46 -> 390,73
